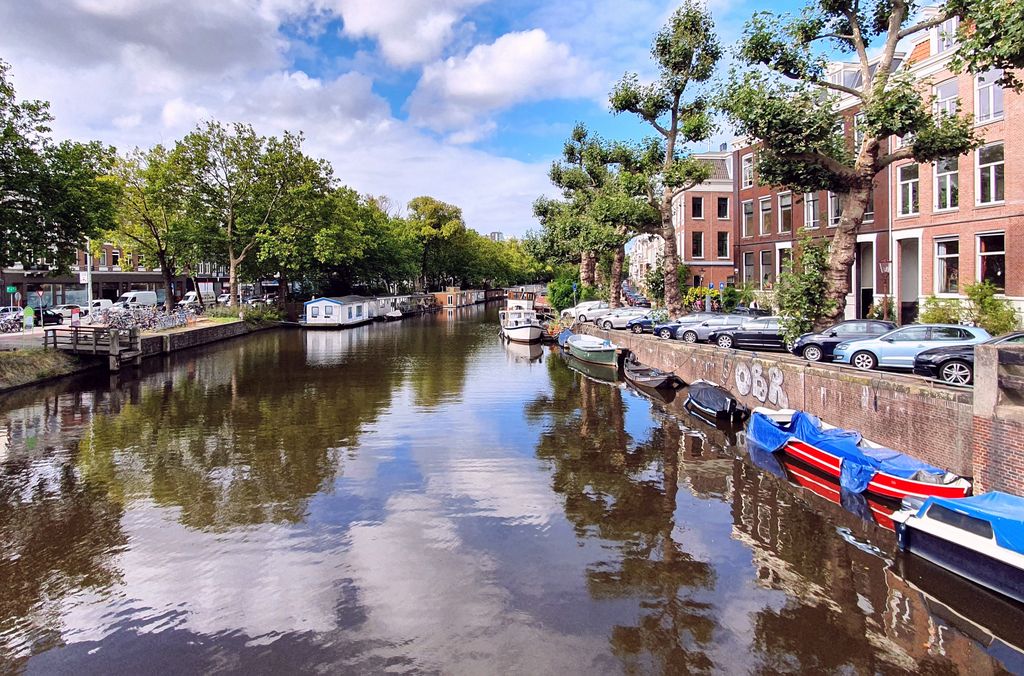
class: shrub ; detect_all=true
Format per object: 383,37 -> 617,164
866,295 -> 895,321
205,305 -> 241,319
918,296 -> 963,324
964,281 -> 1020,335
547,272 -> 597,312
774,235 -> 838,344
683,286 -> 719,310
240,305 -> 283,325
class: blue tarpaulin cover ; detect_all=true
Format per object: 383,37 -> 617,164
920,492 -> 1024,553
747,411 -> 946,494
557,328 -> 573,347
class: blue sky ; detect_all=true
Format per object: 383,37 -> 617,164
0,0 -> 771,236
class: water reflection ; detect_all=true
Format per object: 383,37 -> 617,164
0,306 -> 1018,674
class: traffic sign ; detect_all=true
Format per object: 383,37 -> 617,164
4,285 -> 14,293
719,281 -> 725,290
13,291 -> 21,303
708,282 -> 714,289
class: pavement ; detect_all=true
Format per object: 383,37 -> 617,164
0,326 -> 47,350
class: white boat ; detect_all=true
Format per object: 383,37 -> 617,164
499,308 -> 544,343
384,309 -> 403,321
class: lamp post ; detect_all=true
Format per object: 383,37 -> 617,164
878,259 -> 892,321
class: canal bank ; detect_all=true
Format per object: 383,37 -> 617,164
580,324 -> 1024,495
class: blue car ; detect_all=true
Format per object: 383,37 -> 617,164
627,316 -> 656,334
832,324 -> 991,371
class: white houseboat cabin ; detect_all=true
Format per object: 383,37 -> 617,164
303,295 -> 373,328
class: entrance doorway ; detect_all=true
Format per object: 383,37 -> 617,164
857,241 -> 874,317
899,238 -> 920,325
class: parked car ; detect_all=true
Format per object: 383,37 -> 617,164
653,312 -> 720,339
24,306 -> 63,326
710,316 -> 787,350
833,324 -> 992,371
88,299 -> 113,313
114,290 -> 158,308
913,331 -> 1024,385
52,303 -> 87,319
178,290 -> 217,308
730,305 -> 772,317
627,315 -> 659,333
0,305 -> 22,319
561,300 -> 609,323
217,293 -> 233,305
598,308 -> 650,330
790,320 -> 897,362
677,314 -> 746,343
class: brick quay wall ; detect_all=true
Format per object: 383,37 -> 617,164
579,325 -> 977,477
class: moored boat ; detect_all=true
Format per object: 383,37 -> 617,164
623,354 -> 681,390
748,409 -> 972,501
384,309 -> 403,321
684,380 -> 748,422
564,334 -> 619,366
499,308 -> 544,343
893,492 -> 1024,604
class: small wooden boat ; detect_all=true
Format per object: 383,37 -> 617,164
893,492 -> 1024,604
684,380 -> 748,422
623,355 -> 681,390
384,309 -> 403,321
748,409 -> 972,501
564,334 -> 619,366
561,350 -> 618,383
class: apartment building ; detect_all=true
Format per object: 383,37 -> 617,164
672,150 -> 736,289
628,234 -> 664,285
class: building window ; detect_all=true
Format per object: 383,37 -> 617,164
759,197 -> 772,235
743,251 -> 755,283
778,248 -> 792,275
348,306 -> 353,319
717,231 -> 730,259
324,304 -> 334,317
804,192 -> 820,229
978,233 -> 1006,291
356,305 -> 363,317
691,196 -> 704,219
778,193 -> 793,233
828,192 -> 841,227
311,306 -> 319,318
977,142 -> 1005,205
976,70 -> 1004,123
935,17 -> 958,53
742,200 -> 754,238
99,249 -> 107,266
741,155 -> 754,188
863,188 -> 875,223
898,165 -> 920,215
760,250 -> 774,289
717,196 -> 729,219
936,238 -> 960,294
934,79 -> 958,117
111,250 -> 120,267
447,295 -> 453,305
935,157 -> 959,210
853,112 -> 866,149
691,231 -> 704,258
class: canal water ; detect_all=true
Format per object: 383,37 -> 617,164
1,305 -> 1020,674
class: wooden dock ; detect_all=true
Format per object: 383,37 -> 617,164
43,326 -> 143,371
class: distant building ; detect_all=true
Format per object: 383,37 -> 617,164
488,231 -> 504,242
628,234 -> 664,286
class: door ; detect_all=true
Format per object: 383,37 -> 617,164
761,318 -> 784,348
734,319 -> 766,347
858,241 -> 875,318
881,326 -> 931,367
899,239 -> 919,325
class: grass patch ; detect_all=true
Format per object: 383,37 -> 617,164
0,349 -> 90,391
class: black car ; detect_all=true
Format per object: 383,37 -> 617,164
913,331 -> 1024,385
729,305 -> 771,318
710,316 -> 787,350
790,320 -> 897,362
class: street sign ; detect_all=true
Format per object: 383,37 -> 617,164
13,291 -> 21,304
719,281 -> 725,290
708,282 -> 714,289
71,307 -> 81,327
36,290 -> 43,299
78,271 -> 88,284
22,305 -> 34,330
572,282 -> 578,292
4,285 -> 14,293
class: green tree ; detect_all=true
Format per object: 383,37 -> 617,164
406,195 -> 465,291
1,61 -> 118,271
774,235 -> 837,343
718,0 -> 1024,322
609,1 -> 721,316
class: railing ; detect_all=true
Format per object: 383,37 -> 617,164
43,326 -> 143,371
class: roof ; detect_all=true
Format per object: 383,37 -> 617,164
303,295 -> 373,306
700,157 -> 731,181
907,39 -> 930,65
921,492 -> 1024,552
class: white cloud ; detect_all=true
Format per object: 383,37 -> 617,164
408,29 -> 601,135
332,0 -> 488,67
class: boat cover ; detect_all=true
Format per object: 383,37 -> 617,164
919,492 -> 1024,552
747,411 -> 947,494
566,334 -> 615,350
686,381 -> 739,418
557,328 -> 573,347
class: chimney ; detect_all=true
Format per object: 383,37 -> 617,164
719,143 -> 727,152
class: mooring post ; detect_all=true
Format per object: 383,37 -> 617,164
108,329 -> 120,372
131,327 -> 142,367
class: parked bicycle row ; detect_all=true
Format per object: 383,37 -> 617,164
561,300 -> 1024,387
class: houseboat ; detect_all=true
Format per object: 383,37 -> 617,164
748,409 -> 972,501
433,287 -> 476,309
893,492 -> 1024,604
302,295 -> 374,328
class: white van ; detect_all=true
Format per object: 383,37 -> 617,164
178,290 -> 217,307
88,299 -> 113,312
115,291 -> 158,308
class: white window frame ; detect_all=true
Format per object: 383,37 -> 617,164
717,231 -> 730,259
691,195 -> 704,220
976,141 -> 1005,206
975,70 -> 1005,124
934,156 -> 959,211
776,243 -> 793,278
324,304 -> 333,317
935,237 -> 960,296
741,154 -> 754,188
759,197 -> 772,235
827,192 -> 841,227
759,249 -> 773,290
742,200 -> 754,238
778,192 -> 793,234
934,16 -> 958,53
933,79 -> 959,117
691,231 -> 704,259
898,164 -> 920,216
803,192 -> 820,229
717,196 -> 729,220
311,306 -> 319,318
976,231 -> 1006,291
743,251 -> 755,283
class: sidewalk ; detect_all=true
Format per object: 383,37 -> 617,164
0,326 -> 45,351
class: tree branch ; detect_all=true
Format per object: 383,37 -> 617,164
843,1 -> 872,89
779,151 -> 858,180
877,146 -> 914,169
898,8 -> 950,40
809,78 -> 863,98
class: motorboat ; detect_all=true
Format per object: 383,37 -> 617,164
893,492 -> 1024,604
684,380 -> 749,422
561,349 -> 618,383
564,334 -> 619,366
748,409 -> 972,500
623,354 -> 681,390
499,291 -> 544,343
384,309 -> 403,321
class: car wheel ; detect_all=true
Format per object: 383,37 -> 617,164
802,344 -> 823,362
658,328 -> 672,339
682,330 -> 698,343
632,324 -> 643,334
851,351 -> 877,371
939,359 -> 973,386
602,321 -> 613,330
716,335 -> 733,349
578,314 -> 587,323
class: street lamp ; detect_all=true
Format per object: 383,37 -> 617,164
878,259 -> 892,321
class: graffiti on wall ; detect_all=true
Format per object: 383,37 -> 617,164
733,360 -> 789,409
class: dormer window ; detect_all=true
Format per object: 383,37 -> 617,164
936,17 -> 958,53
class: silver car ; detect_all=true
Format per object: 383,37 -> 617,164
597,308 -> 650,330
676,314 -> 746,343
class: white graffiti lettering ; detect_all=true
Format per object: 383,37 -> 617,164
735,362 -> 752,396
734,360 -> 790,407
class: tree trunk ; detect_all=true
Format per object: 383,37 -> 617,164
159,259 -> 176,313
660,204 -> 683,316
824,184 -> 870,324
580,250 -> 597,287
228,244 -> 239,308
278,270 -> 288,309
610,243 -> 624,308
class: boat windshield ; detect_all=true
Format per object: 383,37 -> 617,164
926,503 -> 994,539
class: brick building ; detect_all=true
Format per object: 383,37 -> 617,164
672,150 -> 736,289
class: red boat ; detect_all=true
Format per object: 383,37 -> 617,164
780,456 -> 898,530
749,409 -> 972,502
